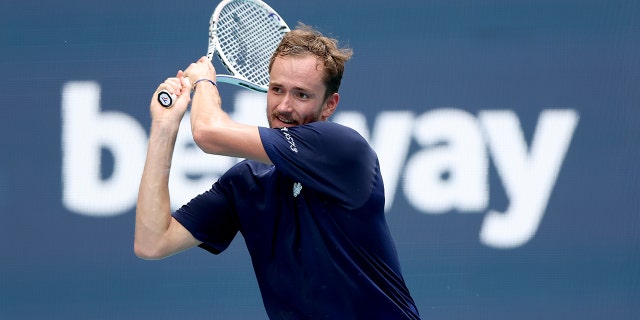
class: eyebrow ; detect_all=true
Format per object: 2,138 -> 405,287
270,81 -> 314,94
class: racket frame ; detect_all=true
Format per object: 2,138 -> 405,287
157,0 -> 289,107
207,0 -> 290,93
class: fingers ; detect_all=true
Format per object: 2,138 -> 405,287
152,55 -> 214,111
177,70 -> 192,91
184,57 -> 216,82
156,77 -> 179,94
157,74 -> 189,97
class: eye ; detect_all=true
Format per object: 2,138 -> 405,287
270,85 -> 283,94
296,92 -> 309,100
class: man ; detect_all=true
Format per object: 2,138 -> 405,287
135,25 -> 420,319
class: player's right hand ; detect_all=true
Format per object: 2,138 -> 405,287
150,70 -> 191,125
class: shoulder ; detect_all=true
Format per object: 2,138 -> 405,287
260,121 -> 371,154
304,122 -> 374,160
296,121 -> 364,141
260,121 -> 363,139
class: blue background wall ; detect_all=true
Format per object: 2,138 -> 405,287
1,0 -> 638,319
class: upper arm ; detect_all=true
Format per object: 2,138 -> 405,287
188,85 -> 271,164
134,217 -> 201,260
165,217 -> 202,256
192,120 -> 271,164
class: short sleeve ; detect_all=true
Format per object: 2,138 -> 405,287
172,179 -> 239,254
258,122 -> 378,209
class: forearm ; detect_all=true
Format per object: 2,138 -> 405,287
189,80 -> 228,152
134,122 -> 178,258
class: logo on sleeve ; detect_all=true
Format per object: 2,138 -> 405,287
280,127 -> 298,153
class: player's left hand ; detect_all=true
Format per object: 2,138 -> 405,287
184,56 -> 217,85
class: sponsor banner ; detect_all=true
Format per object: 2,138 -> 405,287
1,0 -> 638,319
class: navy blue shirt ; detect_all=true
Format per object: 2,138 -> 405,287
173,121 -> 420,319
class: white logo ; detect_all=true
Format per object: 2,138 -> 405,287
61,84 -> 580,249
293,182 -> 302,197
280,127 -> 298,153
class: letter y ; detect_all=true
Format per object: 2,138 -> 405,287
478,109 -> 579,248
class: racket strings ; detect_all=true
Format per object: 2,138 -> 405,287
216,1 -> 286,86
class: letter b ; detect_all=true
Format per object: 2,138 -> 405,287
61,81 -> 146,217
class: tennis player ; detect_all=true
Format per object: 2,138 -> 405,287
135,24 -> 420,319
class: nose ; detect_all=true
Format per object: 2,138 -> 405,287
276,93 -> 294,113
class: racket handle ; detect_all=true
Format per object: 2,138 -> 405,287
157,90 -> 176,108
156,77 -> 191,108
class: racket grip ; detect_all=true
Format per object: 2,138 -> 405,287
157,90 -> 176,108
156,77 -> 191,108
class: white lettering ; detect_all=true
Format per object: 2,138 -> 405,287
478,109 -> 579,248
280,128 -> 298,153
61,81 -> 146,216
403,108 -> 488,213
61,82 -> 580,248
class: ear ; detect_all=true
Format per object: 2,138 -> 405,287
321,93 -> 339,120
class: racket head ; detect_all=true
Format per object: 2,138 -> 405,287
208,0 -> 290,92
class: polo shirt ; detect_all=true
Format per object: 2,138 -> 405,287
173,121 -> 420,319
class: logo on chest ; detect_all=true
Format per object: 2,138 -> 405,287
293,182 -> 302,197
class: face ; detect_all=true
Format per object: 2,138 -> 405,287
266,54 -> 339,128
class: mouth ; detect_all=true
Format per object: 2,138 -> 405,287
274,114 -> 296,126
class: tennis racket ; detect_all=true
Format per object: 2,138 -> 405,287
157,0 -> 290,108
